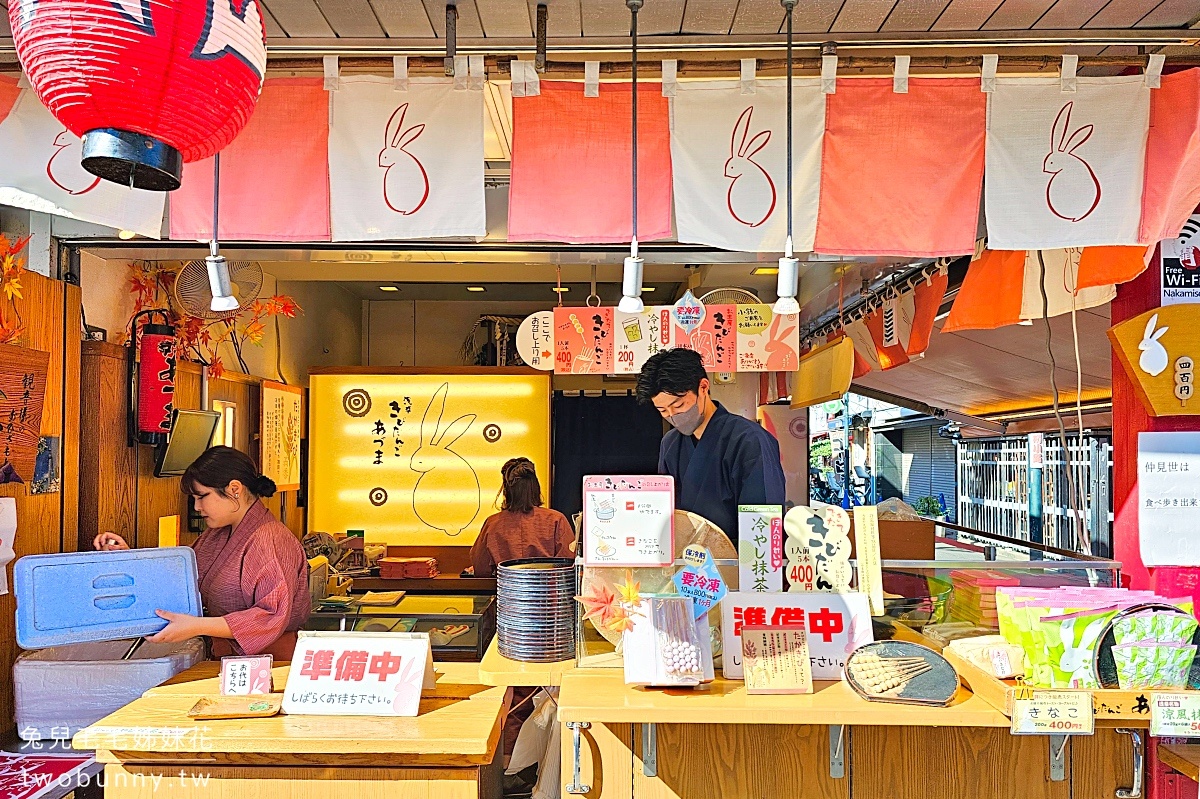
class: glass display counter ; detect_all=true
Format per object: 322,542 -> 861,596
575,522 -> 1122,667
304,594 -> 496,662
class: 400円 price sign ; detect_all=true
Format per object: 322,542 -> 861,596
1010,689 -> 1095,735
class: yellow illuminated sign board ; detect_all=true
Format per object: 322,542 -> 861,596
309,371 -> 552,546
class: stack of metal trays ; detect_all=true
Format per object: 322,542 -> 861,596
496,558 -> 577,663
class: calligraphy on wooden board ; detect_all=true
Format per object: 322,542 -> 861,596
0,345 -> 49,485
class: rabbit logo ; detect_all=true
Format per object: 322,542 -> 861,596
47,130 -> 100,196
410,383 -> 480,537
724,107 -> 776,228
379,103 -> 430,216
763,314 -> 798,371
1138,313 -> 1170,377
1058,617 -> 1107,688
1043,102 -> 1101,223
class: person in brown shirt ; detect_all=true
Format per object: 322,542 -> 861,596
470,457 -> 575,577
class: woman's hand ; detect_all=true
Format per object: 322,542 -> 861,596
93,532 -> 129,551
146,610 -> 210,644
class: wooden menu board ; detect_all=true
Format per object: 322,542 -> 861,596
0,345 -> 49,486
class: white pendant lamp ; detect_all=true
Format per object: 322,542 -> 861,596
207,153 -> 239,312
618,0 -> 645,314
772,0 -> 801,317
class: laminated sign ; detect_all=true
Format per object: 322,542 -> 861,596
283,632 -> 434,716
582,475 -> 674,567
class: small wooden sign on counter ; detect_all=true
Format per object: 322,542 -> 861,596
1011,689 -> 1095,736
740,626 -> 812,694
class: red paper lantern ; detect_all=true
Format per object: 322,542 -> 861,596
137,321 -> 176,445
9,0 -> 267,191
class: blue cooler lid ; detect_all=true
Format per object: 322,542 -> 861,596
14,547 -> 204,649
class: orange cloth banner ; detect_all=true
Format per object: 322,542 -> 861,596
814,78 -> 985,257
170,78 -> 331,242
508,82 -> 673,243
1140,69 -> 1200,244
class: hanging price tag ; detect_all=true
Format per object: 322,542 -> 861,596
1011,689 -> 1094,735
1150,693 -> 1200,738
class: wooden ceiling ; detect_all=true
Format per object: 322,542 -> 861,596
252,0 -> 1196,41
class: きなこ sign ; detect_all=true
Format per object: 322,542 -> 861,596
721,591 -> 873,680
738,506 -> 783,593
221,655 -> 273,695
673,546 -> 727,618
260,381 -> 303,492
1137,432 -> 1200,566
582,475 -> 674,567
1010,689 -> 1095,735
1150,693 -> 1200,737
0,345 -> 49,486
282,632 -> 434,716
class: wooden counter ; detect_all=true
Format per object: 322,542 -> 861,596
73,662 -> 509,799
558,669 -> 1009,727
557,669 -> 1143,799
479,639 -> 576,688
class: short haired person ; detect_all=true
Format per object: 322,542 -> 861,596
94,446 -> 310,660
636,348 -> 786,544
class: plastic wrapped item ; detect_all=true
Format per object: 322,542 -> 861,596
623,595 -> 714,687
876,499 -> 921,521
15,637 -> 206,740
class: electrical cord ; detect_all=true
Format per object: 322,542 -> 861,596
1036,250 -> 1087,555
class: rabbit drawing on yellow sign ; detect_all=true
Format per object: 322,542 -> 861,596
308,371 -> 552,546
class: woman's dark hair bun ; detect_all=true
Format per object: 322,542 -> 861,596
181,446 -> 277,499
252,475 -> 278,498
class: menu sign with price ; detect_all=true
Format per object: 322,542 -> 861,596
1150,693 -> 1200,737
582,475 -> 675,567
1010,689 -> 1095,735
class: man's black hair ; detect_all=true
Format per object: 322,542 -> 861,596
635,348 -> 709,405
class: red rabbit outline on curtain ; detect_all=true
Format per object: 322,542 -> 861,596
378,102 -> 430,216
724,106 -> 776,228
1043,102 -> 1102,223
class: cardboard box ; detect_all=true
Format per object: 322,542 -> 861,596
849,519 -> 936,561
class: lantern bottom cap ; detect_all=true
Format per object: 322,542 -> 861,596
81,129 -> 183,192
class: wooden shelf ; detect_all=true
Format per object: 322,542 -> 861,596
1161,744 -> 1200,783
557,668 -> 1011,727
478,639 -> 576,687
945,649 -> 1154,727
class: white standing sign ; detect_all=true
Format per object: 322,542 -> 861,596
282,631 -> 435,716
1137,432 -> 1200,566
582,475 -> 674,567
738,506 -> 783,593
721,591 -> 873,680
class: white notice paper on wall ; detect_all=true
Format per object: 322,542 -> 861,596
0,498 -> 14,595
1138,432 -> 1200,566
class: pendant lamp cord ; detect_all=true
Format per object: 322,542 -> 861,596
784,0 -> 795,256
628,0 -> 641,257
211,153 -> 221,257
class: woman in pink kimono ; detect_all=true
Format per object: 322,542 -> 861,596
94,446 -> 310,660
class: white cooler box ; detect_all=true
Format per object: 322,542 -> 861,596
15,637 -> 205,741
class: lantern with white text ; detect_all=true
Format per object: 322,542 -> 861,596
9,0 -> 267,191
128,311 -> 176,447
